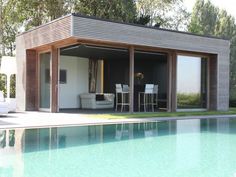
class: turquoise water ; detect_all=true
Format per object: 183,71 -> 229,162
1,118 -> 236,177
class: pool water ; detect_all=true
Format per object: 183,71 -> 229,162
1,118 -> 236,177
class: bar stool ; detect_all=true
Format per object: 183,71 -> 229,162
152,85 -> 158,111
115,84 -> 130,112
138,84 -> 154,112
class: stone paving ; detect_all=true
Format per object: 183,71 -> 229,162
1,111 -> 236,129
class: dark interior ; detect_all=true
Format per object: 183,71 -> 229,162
60,45 -> 168,111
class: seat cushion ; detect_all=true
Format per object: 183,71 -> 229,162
96,94 -> 104,101
96,101 -> 113,105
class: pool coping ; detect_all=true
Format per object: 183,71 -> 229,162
1,112 -> 236,129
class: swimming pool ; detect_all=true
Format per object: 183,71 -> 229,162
1,118 -> 236,177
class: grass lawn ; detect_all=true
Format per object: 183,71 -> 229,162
86,108 -> 236,119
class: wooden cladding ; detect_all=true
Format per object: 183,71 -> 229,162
209,55 -> 218,110
51,47 -> 59,112
72,15 -> 229,55
129,46 -> 134,113
19,15 -> 72,49
16,14 -> 229,112
26,50 -> 37,110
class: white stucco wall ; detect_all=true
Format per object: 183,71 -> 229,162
59,56 -> 89,108
59,56 -> 103,109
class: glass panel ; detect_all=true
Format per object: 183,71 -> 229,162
40,53 -> 51,109
177,55 -> 207,109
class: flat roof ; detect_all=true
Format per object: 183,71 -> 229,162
17,13 -> 229,41
72,13 -> 229,41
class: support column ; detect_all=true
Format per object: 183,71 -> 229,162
171,51 -> 177,112
209,54 -> 218,110
26,49 -> 37,111
167,52 -> 172,112
129,46 -> 134,113
51,46 -> 59,113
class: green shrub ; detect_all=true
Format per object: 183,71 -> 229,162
0,74 -> 7,96
10,74 -> 16,98
177,93 -> 201,108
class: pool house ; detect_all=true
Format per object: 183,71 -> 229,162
16,14 -> 230,113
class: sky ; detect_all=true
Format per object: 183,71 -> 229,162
183,0 -> 236,18
177,56 -> 201,93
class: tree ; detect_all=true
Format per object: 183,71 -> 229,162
215,10 -> 236,38
0,0 -> 71,56
188,0 -> 236,105
12,0 -> 70,30
74,0 -> 137,23
159,2 -> 190,30
188,0 -> 219,35
0,0 -> 6,56
135,0 -> 189,30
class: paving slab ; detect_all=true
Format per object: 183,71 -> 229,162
1,111 -> 236,129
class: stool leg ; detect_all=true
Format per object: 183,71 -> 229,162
138,93 -> 140,112
144,94 -> 146,112
116,93 -> 118,111
156,94 -> 158,111
121,93 -> 123,112
152,94 -> 154,112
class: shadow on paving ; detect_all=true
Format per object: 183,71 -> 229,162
0,120 -> 18,126
59,108 -> 117,114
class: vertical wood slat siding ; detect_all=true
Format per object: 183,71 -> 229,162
26,50 -> 37,110
51,47 -> 59,113
129,46 -> 134,113
19,15 -> 72,49
171,52 -> 177,112
209,55 -> 218,110
167,52 -> 172,112
72,16 -> 229,55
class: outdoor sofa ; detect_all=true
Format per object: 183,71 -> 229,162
80,93 -> 115,109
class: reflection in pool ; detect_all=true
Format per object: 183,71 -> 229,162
1,118 -> 236,177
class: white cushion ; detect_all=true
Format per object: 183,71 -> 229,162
0,91 -> 5,102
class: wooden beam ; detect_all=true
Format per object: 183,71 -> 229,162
26,49 -> 37,111
167,53 -> 172,112
129,46 -> 134,113
209,54 -> 218,110
51,46 -> 59,113
171,51 -> 177,112
35,53 -> 39,110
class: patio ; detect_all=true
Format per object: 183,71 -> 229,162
1,110 -> 236,129
58,44 -> 168,113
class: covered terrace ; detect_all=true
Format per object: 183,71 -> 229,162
16,14 -> 230,113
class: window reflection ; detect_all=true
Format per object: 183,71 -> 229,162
40,52 -> 51,109
177,55 -> 207,109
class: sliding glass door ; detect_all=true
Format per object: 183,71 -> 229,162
39,53 -> 51,109
177,55 -> 207,110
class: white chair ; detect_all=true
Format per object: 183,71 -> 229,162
115,84 -> 130,112
138,84 -> 155,112
152,85 -> 158,111
115,84 -> 122,111
115,124 -> 129,140
122,84 -> 130,111
0,91 -> 9,115
122,85 -> 129,92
